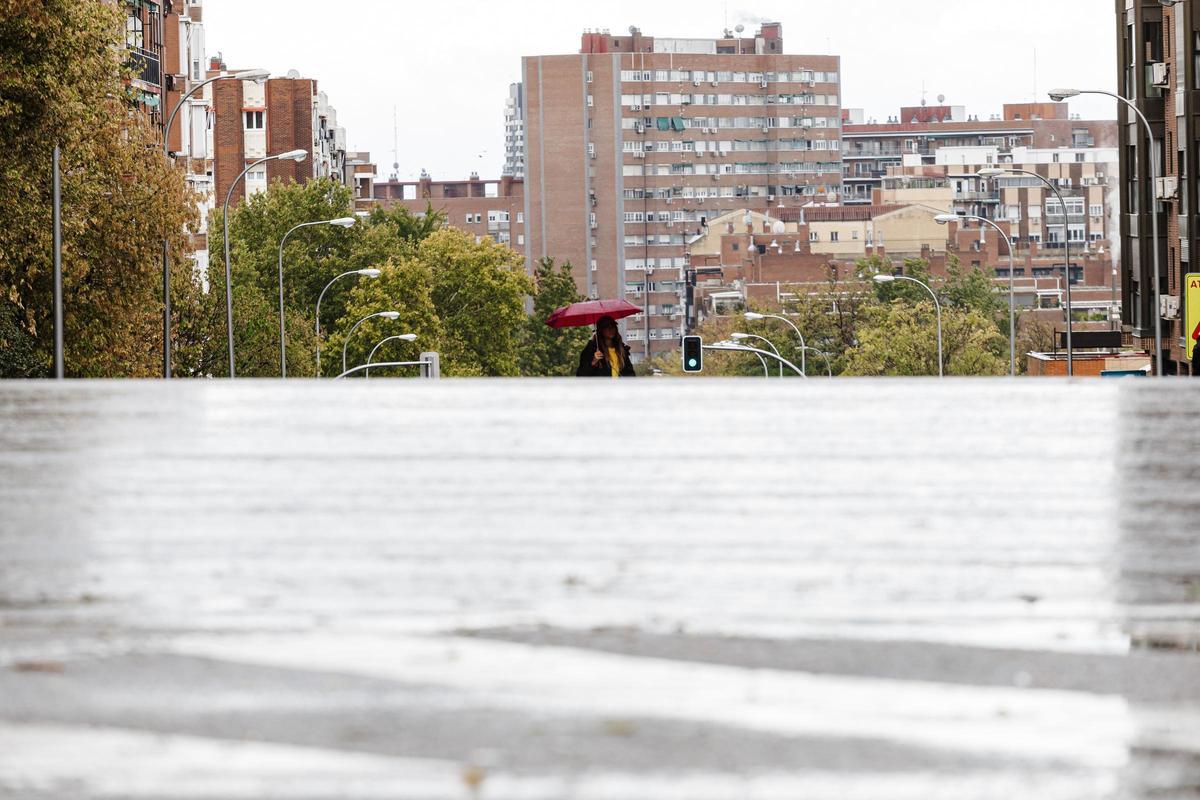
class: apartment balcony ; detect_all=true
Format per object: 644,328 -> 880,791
127,47 -> 161,87
954,190 -> 1000,202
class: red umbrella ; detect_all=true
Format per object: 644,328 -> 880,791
545,299 -> 642,328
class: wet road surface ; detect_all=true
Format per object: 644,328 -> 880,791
1,379 -> 1198,799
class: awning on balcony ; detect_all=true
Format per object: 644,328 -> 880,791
656,117 -> 670,131
671,116 -> 686,131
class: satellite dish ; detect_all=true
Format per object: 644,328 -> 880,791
735,24 -> 745,33
937,94 -> 946,104
286,69 -> 300,79
629,25 -> 637,35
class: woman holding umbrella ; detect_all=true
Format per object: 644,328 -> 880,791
545,298 -> 641,378
576,315 -> 636,378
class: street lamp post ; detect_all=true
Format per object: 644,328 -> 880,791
802,347 -> 833,377
714,340 -> 769,377
222,148 -> 309,378
705,342 -> 805,376
342,311 -> 401,376
365,334 -> 419,379
744,312 -> 807,376
315,269 -> 381,376
160,68 -> 269,378
874,273 -> 944,377
1049,87 -> 1163,376
276,217 -> 357,377
732,332 -> 784,376
978,166 -> 1074,376
935,213 -> 1017,376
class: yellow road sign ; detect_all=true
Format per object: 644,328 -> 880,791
1187,273 -> 1200,361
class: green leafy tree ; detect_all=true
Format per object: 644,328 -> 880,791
0,0 -> 199,377
180,180 -> 448,377
843,301 -> 1006,377
420,229 -> 533,376
519,257 -> 592,376
332,257 -> 441,377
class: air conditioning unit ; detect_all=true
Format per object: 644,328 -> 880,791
665,197 -> 673,203
698,197 -> 706,203
693,80 -> 700,87
1152,62 -> 1169,89
760,80 -> 768,88
632,104 -> 642,111
768,194 -> 775,202
711,81 -> 718,87
711,174 -> 719,181
1161,293 -> 1180,320
666,220 -> 674,227
634,123 -> 644,133
1155,175 -> 1178,200
591,221 -> 598,229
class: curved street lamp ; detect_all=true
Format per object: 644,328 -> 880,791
732,332 -> 784,377
706,342 -> 805,377
977,165 -> 1075,376
874,273 -> 944,377
342,311 -> 401,376
935,213 -> 1017,376
160,68 -> 269,378
714,340 -> 770,377
744,312 -> 807,376
365,333 -> 418,379
276,217 -> 356,377
801,346 -> 834,377
222,148 -> 308,378
315,268 -> 380,376
1049,87 -> 1162,376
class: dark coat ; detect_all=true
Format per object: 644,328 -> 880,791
1193,339 -> 1200,376
576,339 -> 636,377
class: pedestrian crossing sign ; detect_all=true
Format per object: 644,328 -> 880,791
1187,273 -> 1200,361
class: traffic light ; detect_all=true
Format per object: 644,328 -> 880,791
682,335 -> 703,373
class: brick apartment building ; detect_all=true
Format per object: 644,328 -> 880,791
210,69 -> 348,206
1116,0 -> 1196,374
842,102 -> 1116,205
374,172 -> 526,249
520,23 -> 844,362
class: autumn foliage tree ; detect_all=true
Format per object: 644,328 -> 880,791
0,0 -> 198,377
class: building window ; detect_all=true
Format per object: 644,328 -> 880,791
243,111 -> 264,130
830,231 -> 839,242
517,234 -> 525,245
516,212 -> 524,223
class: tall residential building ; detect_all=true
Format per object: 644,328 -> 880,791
211,71 -> 348,207
119,0 -> 169,132
1116,1 -> 1187,374
522,23 -> 843,362
842,102 -> 1116,205
504,83 -> 525,179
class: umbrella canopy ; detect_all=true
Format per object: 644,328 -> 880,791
545,299 -> 643,329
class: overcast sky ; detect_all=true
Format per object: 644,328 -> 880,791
204,0 -> 1116,181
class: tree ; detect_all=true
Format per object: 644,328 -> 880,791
842,301 -> 1006,376
332,257 -> 441,377
0,0 -> 199,377
519,258 -> 592,376
420,229 -> 533,376
181,180 -> 448,378
330,229 -> 532,377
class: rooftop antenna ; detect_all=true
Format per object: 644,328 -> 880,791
390,105 -> 399,181
1033,47 -> 1039,104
